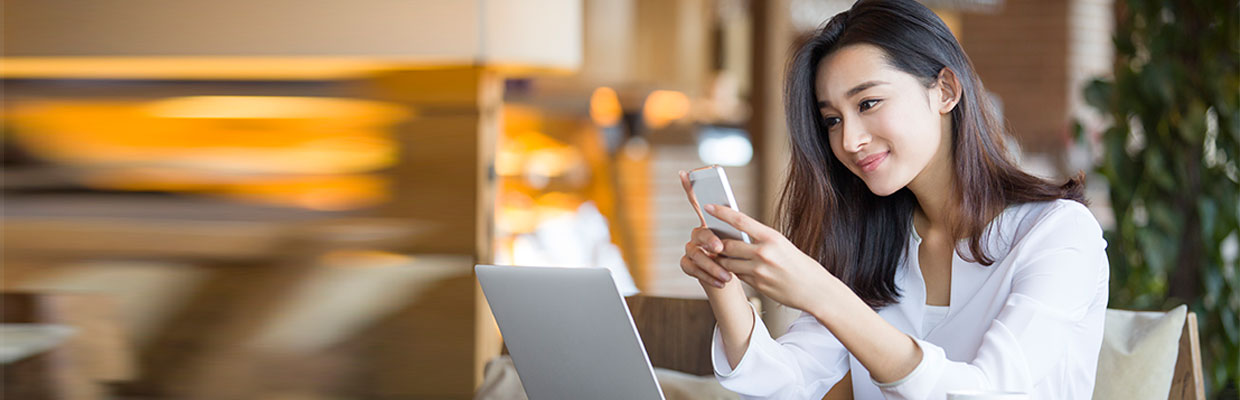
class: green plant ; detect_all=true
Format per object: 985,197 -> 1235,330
1082,0 -> 1239,395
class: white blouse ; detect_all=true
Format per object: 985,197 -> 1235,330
921,305 -> 949,334
711,199 -> 1110,399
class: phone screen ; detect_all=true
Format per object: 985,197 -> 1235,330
689,167 -> 751,243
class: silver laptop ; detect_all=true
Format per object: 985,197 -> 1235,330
476,264 -> 665,400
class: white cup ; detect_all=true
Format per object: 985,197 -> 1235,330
946,390 -> 1030,400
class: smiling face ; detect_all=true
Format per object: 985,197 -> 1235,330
815,44 -> 957,197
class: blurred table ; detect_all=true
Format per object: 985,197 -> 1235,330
0,324 -> 76,364
1,292 -> 130,400
3,193 -> 430,262
2,193 -> 435,398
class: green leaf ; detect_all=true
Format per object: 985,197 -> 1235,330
1084,79 -> 1114,111
1143,151 -> 1177,191
1178,101 -> 1206,143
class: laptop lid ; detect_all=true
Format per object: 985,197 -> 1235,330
476,264 -> 664,400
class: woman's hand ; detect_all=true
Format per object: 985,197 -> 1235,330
679,171 -> 735,289
681,227 -> 735,289
701,203 -> 836,314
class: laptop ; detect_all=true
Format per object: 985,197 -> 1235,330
475,264 -> 665,400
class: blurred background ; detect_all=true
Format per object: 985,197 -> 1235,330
1,0 -> 1235,398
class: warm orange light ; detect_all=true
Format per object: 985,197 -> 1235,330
535,192 -> 584,215
226,174 -> 388,211
496,129 -> 567,178
5,96 -> 407,210
642,90 -> 690,130
589,87 -> 622,126
80,171 -> 388,211
143,96 -> 408,124
524,147 -> 582,182
497,188 -> 538,235
7,98 -> 405,174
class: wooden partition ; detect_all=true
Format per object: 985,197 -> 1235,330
364,66 -> 505,396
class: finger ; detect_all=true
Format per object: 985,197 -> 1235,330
717,238 -> 760,259
679,170 -> 708,228
689,248 -> 734,283
680,256 -> 721,287
681,255 -> 726,288
717,255 -> 757,276
731,270 -> 757,290
703,204 -> 777,241
684,236 -> 715,258
692,227 -> 724,254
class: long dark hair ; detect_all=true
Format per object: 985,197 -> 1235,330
777,0 -> 1085,308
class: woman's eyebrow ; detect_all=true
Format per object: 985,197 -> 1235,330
817,80 -> 889,108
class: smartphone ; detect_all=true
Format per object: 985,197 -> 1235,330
687,165 -> 751,243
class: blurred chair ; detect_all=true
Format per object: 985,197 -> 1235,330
1094,305 -> 1204,400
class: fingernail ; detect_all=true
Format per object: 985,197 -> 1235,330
713,280 -> 725,288
713,242 -> 723,252
718,272 -> 730,282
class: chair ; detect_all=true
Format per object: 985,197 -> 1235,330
625,297 -> 1206,400
623,295 -> 851,400
819,307 -> 1206,400
1094,306 -> 1205,400
1167,311 -> 1204,400
624,295 -> 721,376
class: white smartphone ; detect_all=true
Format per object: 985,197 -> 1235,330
687,165 -> 751,243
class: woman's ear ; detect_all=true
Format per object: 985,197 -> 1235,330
934,68 -> 963,114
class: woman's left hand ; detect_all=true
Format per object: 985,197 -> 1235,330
702,204 -> 836,313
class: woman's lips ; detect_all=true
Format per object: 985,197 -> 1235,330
857,151 -> 888,172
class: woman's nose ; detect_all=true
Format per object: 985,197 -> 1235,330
841,120 -> 870,153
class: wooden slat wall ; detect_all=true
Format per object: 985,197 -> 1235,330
647,144 -> 757,298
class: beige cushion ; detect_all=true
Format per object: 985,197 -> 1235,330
654,367 -> 742,400
1093,305 -> 1186,400
475,355 -> 739,400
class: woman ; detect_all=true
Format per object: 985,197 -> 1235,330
678,0 -> 1108,398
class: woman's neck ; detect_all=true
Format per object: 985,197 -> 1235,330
911,190 -> 952,238
909,115 -> 958,235
908,148 -> 955,235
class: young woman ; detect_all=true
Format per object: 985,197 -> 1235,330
678,0 -> 1109,398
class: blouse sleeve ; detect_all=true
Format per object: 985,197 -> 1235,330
711,302 -> 850,399
875,201 -> 1109,399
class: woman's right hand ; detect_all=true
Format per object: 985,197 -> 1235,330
681,227 -> 735,288
678,170 -> 735,289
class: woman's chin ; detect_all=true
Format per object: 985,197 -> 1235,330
863,181 -> 904,197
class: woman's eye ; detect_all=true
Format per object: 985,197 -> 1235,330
823,117 -> 841,128
859,99 -> 880,112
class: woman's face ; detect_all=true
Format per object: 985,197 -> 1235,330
815,44 -> 955,196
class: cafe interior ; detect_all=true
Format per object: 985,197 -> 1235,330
3,0 -> 1235,399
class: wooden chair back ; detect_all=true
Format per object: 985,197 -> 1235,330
1168,312 -> 1204,400
622,295 -> 856,399
624,295 -> 718,376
